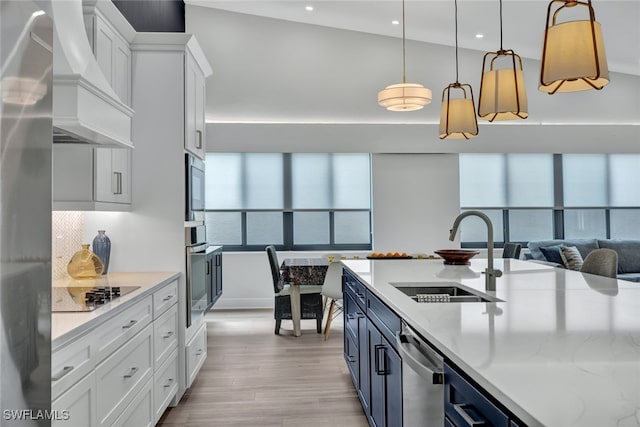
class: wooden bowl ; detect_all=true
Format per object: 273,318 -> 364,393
434,249 -> 480,265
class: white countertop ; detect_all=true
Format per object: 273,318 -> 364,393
52,271 -> 180,350
341,258 -> 640,427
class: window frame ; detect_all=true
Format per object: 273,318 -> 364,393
205,153 -> 372,251
460,154 -> 640,248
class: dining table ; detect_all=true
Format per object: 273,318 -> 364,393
281,257 -> 329,337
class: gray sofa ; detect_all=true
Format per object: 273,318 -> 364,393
526,238 -> 640,282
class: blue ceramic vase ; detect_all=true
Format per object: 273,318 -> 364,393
92,230 -> 111,274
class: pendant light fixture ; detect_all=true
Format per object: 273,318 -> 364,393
377,0 -> 432,111
478,0 -> 528,121
539,0 -> 609,94
439,0 -> 478,139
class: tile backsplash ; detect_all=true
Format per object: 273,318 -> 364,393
52,211 -> 85,280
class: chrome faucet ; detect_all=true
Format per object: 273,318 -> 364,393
449,210 -> 502,292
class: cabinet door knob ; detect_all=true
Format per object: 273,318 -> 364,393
162,331 -> 174,339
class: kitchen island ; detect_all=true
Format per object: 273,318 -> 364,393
341,258 -> 640,427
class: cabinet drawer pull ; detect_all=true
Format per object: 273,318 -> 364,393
453,403 -> 486,426
123,367 -> 139,379
112,171 -> 123,195
374,344 -> 387,375
162,294 -> 174,302
162,331 -> 174,339
356,312 -> 365,319
122,319 -> 137,329
163,378 -> 174,388
52,365 -> 74,381
196,130 -> 203,149
195,349 -> 204,356
347,356 -> 356,363
347,314 -> 356,320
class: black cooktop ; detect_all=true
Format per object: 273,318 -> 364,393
52,286 -> 140,312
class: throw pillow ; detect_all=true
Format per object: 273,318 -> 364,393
539,246 -> 564,265
559,245 -> 584,271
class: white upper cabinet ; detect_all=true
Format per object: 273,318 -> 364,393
185,53 -> 207,159
131,33 -> 212,161
53,1 -> 135,211
83,0 -> 135,107
94,148 -> 132,204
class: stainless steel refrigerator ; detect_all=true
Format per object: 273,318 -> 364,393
1,1 -> 52,423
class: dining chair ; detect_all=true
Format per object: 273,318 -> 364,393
265,245 -> 323,335
321,262 -> 343,341
580,248 -> 618,279
502,242 -> 522,259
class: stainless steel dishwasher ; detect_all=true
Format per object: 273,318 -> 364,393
396,321 -> 445,426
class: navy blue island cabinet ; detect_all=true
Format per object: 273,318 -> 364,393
444,362 -> 528,427
342,268 -> 528,427
343,270 -> 402,427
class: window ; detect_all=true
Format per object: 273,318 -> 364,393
459,153 -> 640,246
205,153 -> 372,251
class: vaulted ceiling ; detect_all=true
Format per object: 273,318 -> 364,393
186,0 -> 640,76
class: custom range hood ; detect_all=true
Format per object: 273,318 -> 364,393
52,0 -> 133,148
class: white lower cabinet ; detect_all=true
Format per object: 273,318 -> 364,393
153,304 -> 178,370
96,323 -> 153,427
52,371 -> 97,427
186,322 -> 207,388
52,279 -> 182,426
112,378 -> 154,427
153,350 -> 178,423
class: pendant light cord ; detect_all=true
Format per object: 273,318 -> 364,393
402,0 -> 407,83
454,0 -> 459,83
499,0 -> 504,51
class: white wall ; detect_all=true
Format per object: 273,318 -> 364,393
372,154 -> 460,254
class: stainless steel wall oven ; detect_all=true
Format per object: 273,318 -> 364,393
185,225 -> 212,327
185,153 -> 205,221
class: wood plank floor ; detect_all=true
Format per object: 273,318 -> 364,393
157,308 -> 369,427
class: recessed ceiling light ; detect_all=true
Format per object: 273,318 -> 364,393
475,33 -> 484,39
305,5 -> 313,11
392,20 -> 400,25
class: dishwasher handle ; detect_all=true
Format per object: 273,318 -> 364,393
396,331 -> 444,385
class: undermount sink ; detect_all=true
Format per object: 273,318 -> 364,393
390,281 -> 503,303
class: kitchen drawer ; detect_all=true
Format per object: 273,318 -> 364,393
153,279 -> 178,318
343,271 -> 367,309
344,292 -> 360,342
52,371 -> 97,427
153,304 -> 178,370
366,291 -> 401,350
111,378 -> 153,427
153,349 -> 178,423
52,332 -> 96,400
186,322 -> 207,388
444,363 -> 509,427
96,323 -> 153,427
344,332 -> 359,388
95,296 -> 152,362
